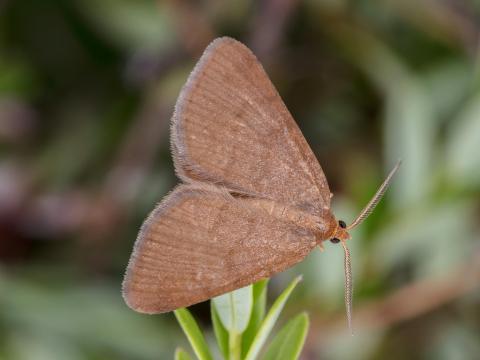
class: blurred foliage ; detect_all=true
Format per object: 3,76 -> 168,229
0,0 -> 479,359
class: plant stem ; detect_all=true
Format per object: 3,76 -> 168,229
229,330 -> 241,360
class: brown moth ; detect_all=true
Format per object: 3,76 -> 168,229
122,37 -> 400,329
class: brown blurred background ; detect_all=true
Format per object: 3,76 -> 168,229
1,0 -> 479,359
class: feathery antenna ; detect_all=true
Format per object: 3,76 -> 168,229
341,240 -> 353,335
347,160 -> 401,230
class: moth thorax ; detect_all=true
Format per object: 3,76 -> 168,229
316,209 -> 338,241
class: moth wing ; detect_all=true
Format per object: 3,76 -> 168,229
122,184 -> 316,313
172,37 -> 331,213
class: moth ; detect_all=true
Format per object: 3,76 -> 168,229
122,37 -> 400,329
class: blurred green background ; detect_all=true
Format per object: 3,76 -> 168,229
1,0 -> 479,359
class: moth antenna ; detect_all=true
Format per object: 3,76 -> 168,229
341,240 -> 353,335
347,160 -> 401,230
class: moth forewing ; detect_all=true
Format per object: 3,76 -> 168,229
122,185 -> 325,313
170,37 -> 331,212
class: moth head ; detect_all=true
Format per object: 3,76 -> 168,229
330,220 -> 351,244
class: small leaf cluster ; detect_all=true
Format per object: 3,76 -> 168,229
174,276 -> 308,360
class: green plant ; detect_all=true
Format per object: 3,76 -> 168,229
173,276 -> 308,360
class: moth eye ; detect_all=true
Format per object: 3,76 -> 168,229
339,220 -> 346,228
330,238 -> 340,244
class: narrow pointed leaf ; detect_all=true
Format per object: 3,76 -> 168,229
242,279 -> 269,356
174,308 -> 213,360
211,302 -> 229,359
245,276 -> 302,360
212,285 -> 253,333
261,313 -> 309,360
175,347 -> 194,360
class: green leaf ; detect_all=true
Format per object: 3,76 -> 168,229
174,308 -> 213,360
212,285 -> 253,333
242,279 -> 269,357
245,276 -> 302,360
175,347 -> 193,360
211,302 -> 229,359
384,79 -> 435,208
261,313 -> 309,360
446,94 -> 480,187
